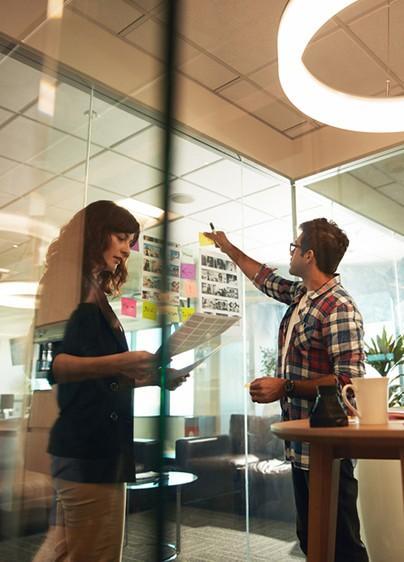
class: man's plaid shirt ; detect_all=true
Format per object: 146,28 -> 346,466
254,266 -> 365,470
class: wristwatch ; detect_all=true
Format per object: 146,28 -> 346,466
284,379 -> 296,398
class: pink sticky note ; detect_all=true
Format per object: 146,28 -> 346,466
121,297 -> 137,318
181,263 -> 196,280
183,279 -> 198,298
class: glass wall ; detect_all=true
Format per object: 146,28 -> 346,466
1,2 -> 404,562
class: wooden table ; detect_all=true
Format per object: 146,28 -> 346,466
271,419 -> 404,562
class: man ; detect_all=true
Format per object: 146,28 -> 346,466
205,218 -> 368,562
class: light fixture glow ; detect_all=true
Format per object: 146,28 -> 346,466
0,282 -> 38,309
278,0 -> 404,133
38,76 -> 57,117
47,0 -> 64,19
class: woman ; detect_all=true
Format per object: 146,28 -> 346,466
36,200 -> 186,562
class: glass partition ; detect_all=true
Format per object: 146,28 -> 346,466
1,2 -> 404,562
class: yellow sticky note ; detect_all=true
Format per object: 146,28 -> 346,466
166,305 -> 180,324
199,232 -> 214,246
142,300 -> 158,320
180,307 -> 195,322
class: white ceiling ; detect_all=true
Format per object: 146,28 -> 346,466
2,0 -> 404,332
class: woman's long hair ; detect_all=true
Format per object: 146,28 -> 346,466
37,201 -> 140,326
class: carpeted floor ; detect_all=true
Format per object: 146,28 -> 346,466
0,506 -> 304,562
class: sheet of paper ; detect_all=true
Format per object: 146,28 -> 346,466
168,345 -> 222,377
158,312 -> 238,358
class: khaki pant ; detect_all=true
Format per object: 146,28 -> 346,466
33,480 -> 126,562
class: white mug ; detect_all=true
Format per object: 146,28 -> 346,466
342,377 -> 388,425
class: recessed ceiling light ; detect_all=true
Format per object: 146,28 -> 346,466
170,193 -> 195,204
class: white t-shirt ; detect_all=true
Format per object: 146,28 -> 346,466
281,292 -> 313,375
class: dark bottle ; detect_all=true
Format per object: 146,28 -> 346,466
310,384 -> 348,427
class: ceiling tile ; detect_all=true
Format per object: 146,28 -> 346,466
0,192 -> 15,207
248,61 -> 286,100
0,163 -> 53,197
0,156 -> 17,176
90,105 -> 151,147
132,0 -> 164,11
183,159 -> 279,199
28,134 -> 101,174
0,117 -> 65,163
178,53 -> 238,91
350,165 -> 393,188
194,201 -> 270,231
349,2 -> 404,82
179,0 -> 285,74
375,153 -> 404,182
378,182 -> 404,205
0,107 -> 13,127
125,18 -> 166,58
66,150 -> 164,195
284,121 -> 319,139
113,125 -> 163,169
304,28 -> 390,96
35,176 -> 86,210
154,216 -> 205,246
25,84 -> 150,146
220,79 -> 304,130
71,0 -> 142,33
0,57 -> 41,112
338,0 -> 387,24
296,188 -> 330,212
242,185 -> 291,219
171,136 -> 222,176
136,178 -> 229,215
241,217 -> 292,245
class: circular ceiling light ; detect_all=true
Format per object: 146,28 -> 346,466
278,0 -> 404,133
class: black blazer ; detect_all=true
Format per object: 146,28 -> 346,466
47,302 -> 135,482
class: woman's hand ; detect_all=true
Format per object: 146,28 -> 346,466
165,368 -> 190,390
118,351 -> 158,386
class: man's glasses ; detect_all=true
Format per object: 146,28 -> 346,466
289,242 -> 302,255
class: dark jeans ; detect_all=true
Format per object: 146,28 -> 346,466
291,460 -> 369,562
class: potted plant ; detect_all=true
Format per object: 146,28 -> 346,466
358,327 -> 404,562
364,327 -> 404,407
259,346 -> 277,377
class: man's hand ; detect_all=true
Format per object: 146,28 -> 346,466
249,377 -> 285,403
203,230 -> 233,254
